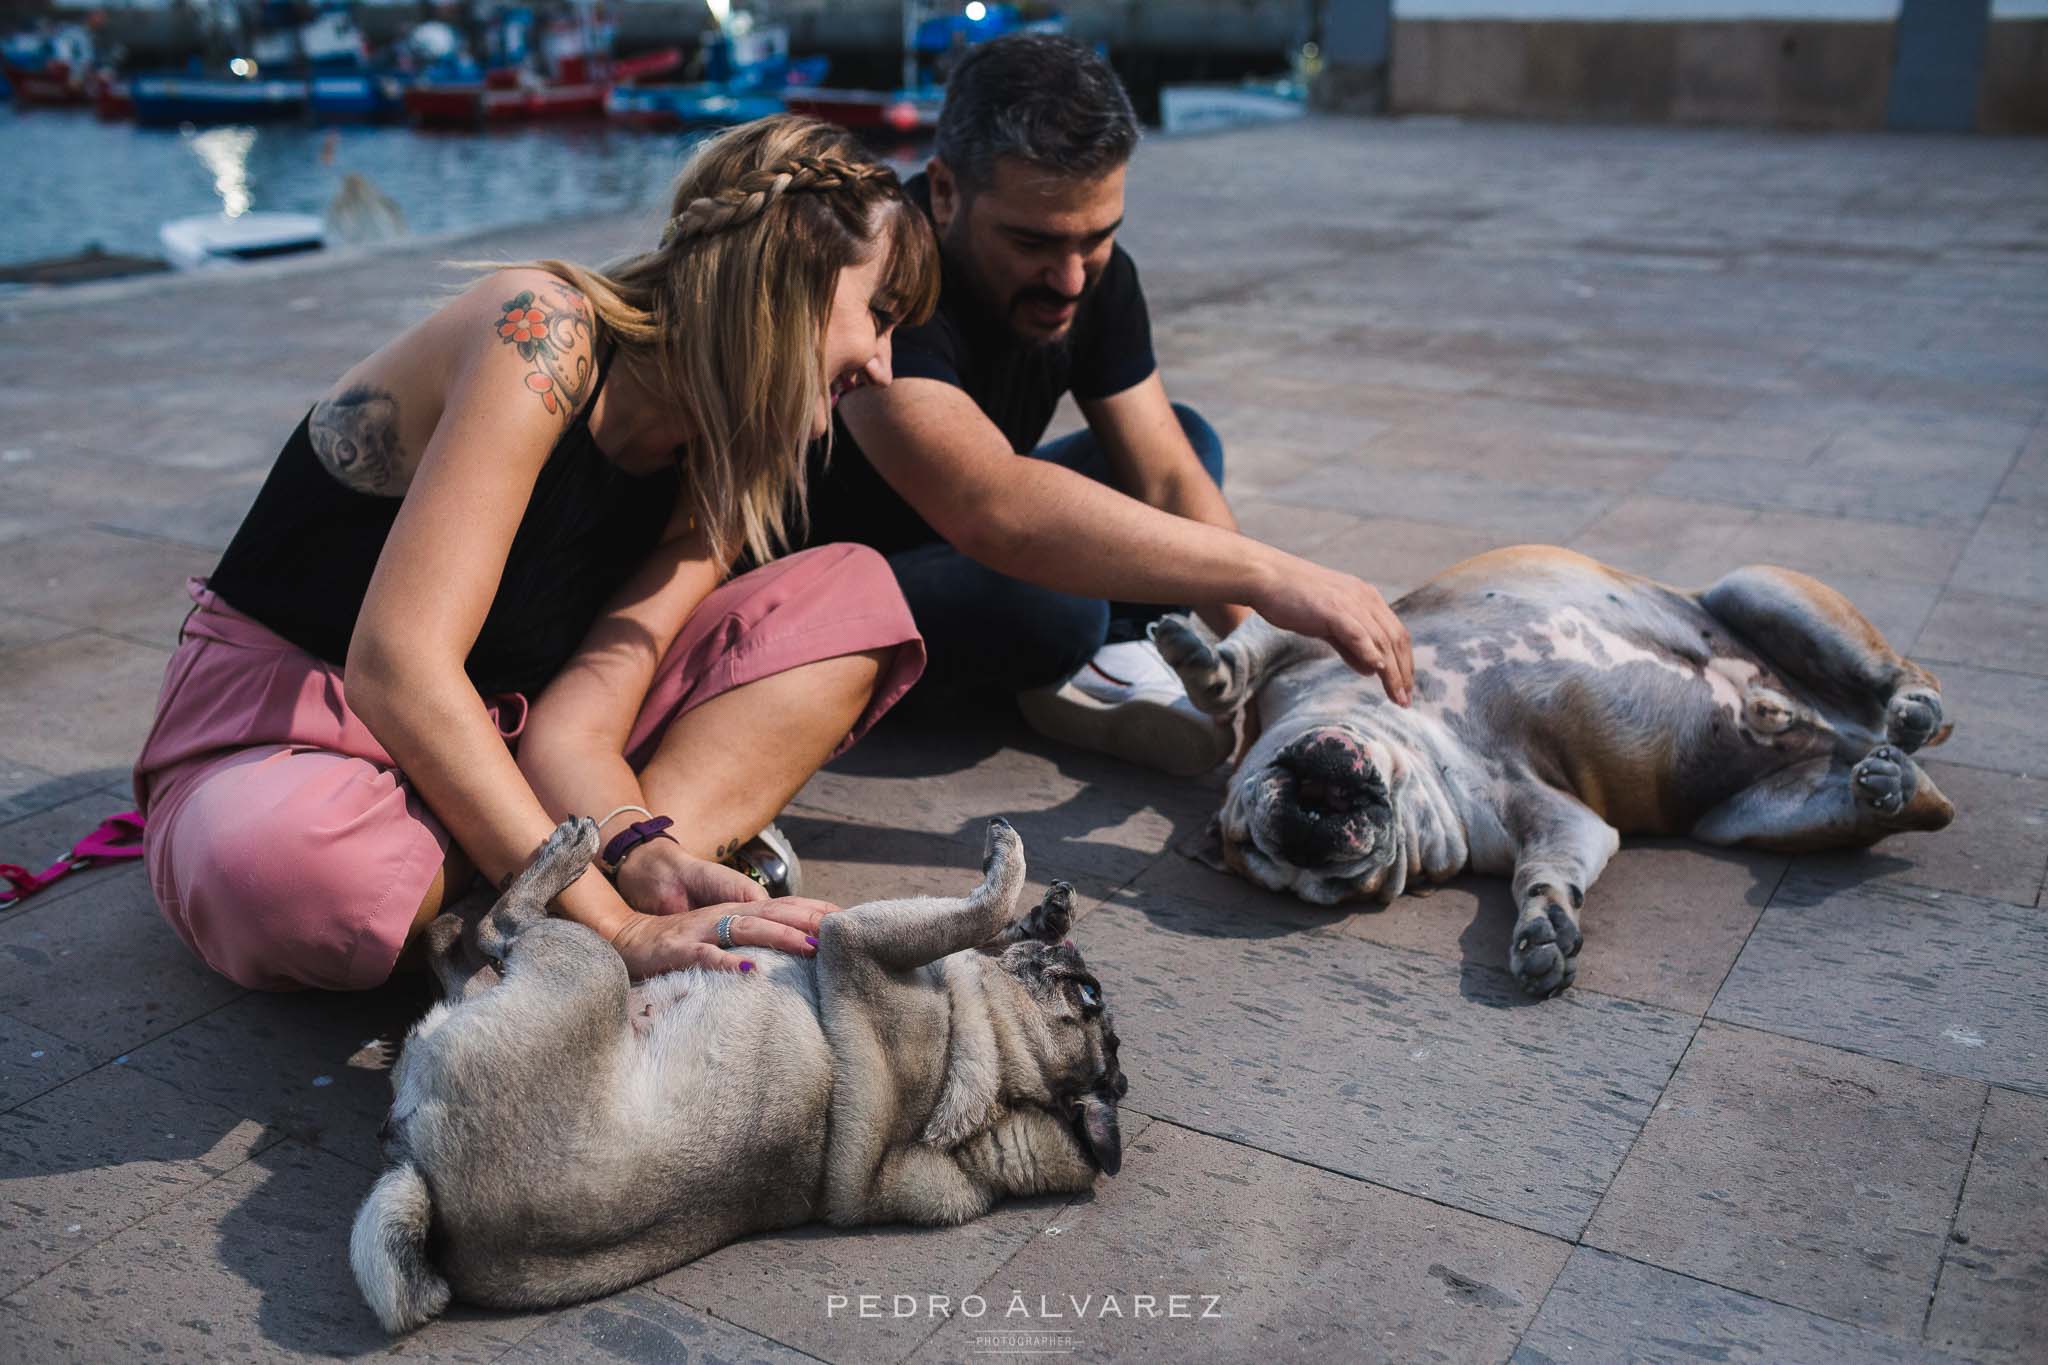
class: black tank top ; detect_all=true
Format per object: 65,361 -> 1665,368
209,346 -> 683,696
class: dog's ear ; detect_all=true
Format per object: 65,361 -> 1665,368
1186,814 -> 1228,872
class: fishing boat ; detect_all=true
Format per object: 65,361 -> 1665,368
782,86 -> 939,134
405,4 -> 677,127
1,25 -> 95,106
130,7 -> 398,126
159,212 -> 325,269
604,23 -> 824,131
788,3 -> 1051,136
132,70 -> 309,125
92,67 -> 134,120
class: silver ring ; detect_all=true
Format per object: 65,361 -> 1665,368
716,914 -> 737,951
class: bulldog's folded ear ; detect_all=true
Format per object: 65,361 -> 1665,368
1185,814 -> 1229,872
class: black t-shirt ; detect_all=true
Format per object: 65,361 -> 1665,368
803,173 -> 1157,554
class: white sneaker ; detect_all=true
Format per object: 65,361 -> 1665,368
724,821 -> 802,898
1017,639 -> 1236,777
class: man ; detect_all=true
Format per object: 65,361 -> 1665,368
807,33 -> 1411,775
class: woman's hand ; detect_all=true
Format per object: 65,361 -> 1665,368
613,839 -> 767,917
606,897 -> 841,978
1252,559 -> 1414,706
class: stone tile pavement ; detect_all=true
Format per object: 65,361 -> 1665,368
2,117 -> 2045,1362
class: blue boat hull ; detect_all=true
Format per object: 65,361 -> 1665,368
132,75 -> 307,125
605,83 -> 784,129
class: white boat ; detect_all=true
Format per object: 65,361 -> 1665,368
1159,81 -> 1308,136
158,212 -> 326,270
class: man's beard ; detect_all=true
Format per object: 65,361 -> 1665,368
943,223 -> 1094,354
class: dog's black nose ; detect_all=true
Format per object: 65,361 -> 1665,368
1269,730 -> 1392,867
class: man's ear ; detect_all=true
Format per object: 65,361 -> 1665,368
928,157 -> 960,235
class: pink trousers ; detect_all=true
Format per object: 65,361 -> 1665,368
131,543 -> 924,992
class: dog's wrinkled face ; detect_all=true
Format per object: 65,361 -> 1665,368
999,939 -> 1127,1174
1213,724 -> 1407,906
983,883 -> 1127,1175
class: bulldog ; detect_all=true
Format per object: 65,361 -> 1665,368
1153,546 -> 1954,998
351,817 -> 1124,1333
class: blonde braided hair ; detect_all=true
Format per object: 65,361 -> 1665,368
660,154 -> 898,247
502,116 -> 940,568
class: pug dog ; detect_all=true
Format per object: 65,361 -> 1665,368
1154,546 -> 1954,998
351,817 -> 1124,1333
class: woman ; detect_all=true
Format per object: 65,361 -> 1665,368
131,117 -> 940,991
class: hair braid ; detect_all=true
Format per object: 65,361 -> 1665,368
660,153 -> 894,246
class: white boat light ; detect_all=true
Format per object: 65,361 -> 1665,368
965,2 -> 987,21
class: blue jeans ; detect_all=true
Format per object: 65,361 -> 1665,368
888,403 -> 1225,695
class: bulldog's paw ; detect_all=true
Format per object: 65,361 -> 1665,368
1852,745 -> 1911,818
1511,888 -> 1583,999
1885,686 -> 1947,752
1149,616 -> 1237,716
1017,881 -> 1074,944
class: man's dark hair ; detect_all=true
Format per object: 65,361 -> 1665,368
934,33 -> 1139,194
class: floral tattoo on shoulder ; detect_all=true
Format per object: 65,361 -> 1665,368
495,283 -> 595,421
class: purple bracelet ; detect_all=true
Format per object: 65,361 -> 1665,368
601,816 -> 678,874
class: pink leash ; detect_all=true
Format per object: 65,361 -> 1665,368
0,811 -> 146,907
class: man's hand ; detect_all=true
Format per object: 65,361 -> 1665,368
1254,562 -> 1414,706
613,840 -> 767,917
607,897 -> 842,978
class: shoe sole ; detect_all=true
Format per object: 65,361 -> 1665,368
1017,688 -> 1232,778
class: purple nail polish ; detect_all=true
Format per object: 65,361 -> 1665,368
739,961 -> 754,973
805,935 -> 818,947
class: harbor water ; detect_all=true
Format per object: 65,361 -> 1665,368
4,106 -> 931,271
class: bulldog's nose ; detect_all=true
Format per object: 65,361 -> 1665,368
1275,730 -> 1387,816
1269,729 -> 1393,868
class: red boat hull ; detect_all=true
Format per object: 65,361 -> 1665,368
4,60 -> 91,106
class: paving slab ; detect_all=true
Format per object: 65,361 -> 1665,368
124,979 -> 434,1171
1645,437 -> 2014,529
0,613 -> 74,655
1915,662 -> 2048,777
0,1014 -> 96,1113
0,1062 -> 279,1295
1514,1246 -> 1967,1365
0,1139 -> 539,1362
912,1121 -> 1570,1365
798,721 -> 1194,889
1792,761 -> 2048,909
0,630 -> 172,775
0,865 -> 244,1062
1583,1021 -> 1982,1339
1307,515 -> 1516,602
0,526 -> 212,646
1333,840 -> 1786,1017
1915,589 -> 2048,679
0,787 -> 143,908
1926,1087 -> 2048,1359
1075,893 -> 1696,1240
653,1174 -> 1113,1363
1264,461 -> 1618,543
501,1290 -> 809,1364
1711,875 -> 2048,1093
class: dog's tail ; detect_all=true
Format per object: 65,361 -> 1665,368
350,1162 -> 449,1334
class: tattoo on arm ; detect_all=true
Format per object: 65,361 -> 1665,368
308,385 -> 405,495
495,281 -> 595,423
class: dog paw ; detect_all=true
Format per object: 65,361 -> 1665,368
1149,617 -> 1234,714
1018,881 -> 1074,943
1885,687 -> 1946,752
1853,745 -> 1913,818
1510,893 -> 1582,1000
982,817 -> 1023,877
